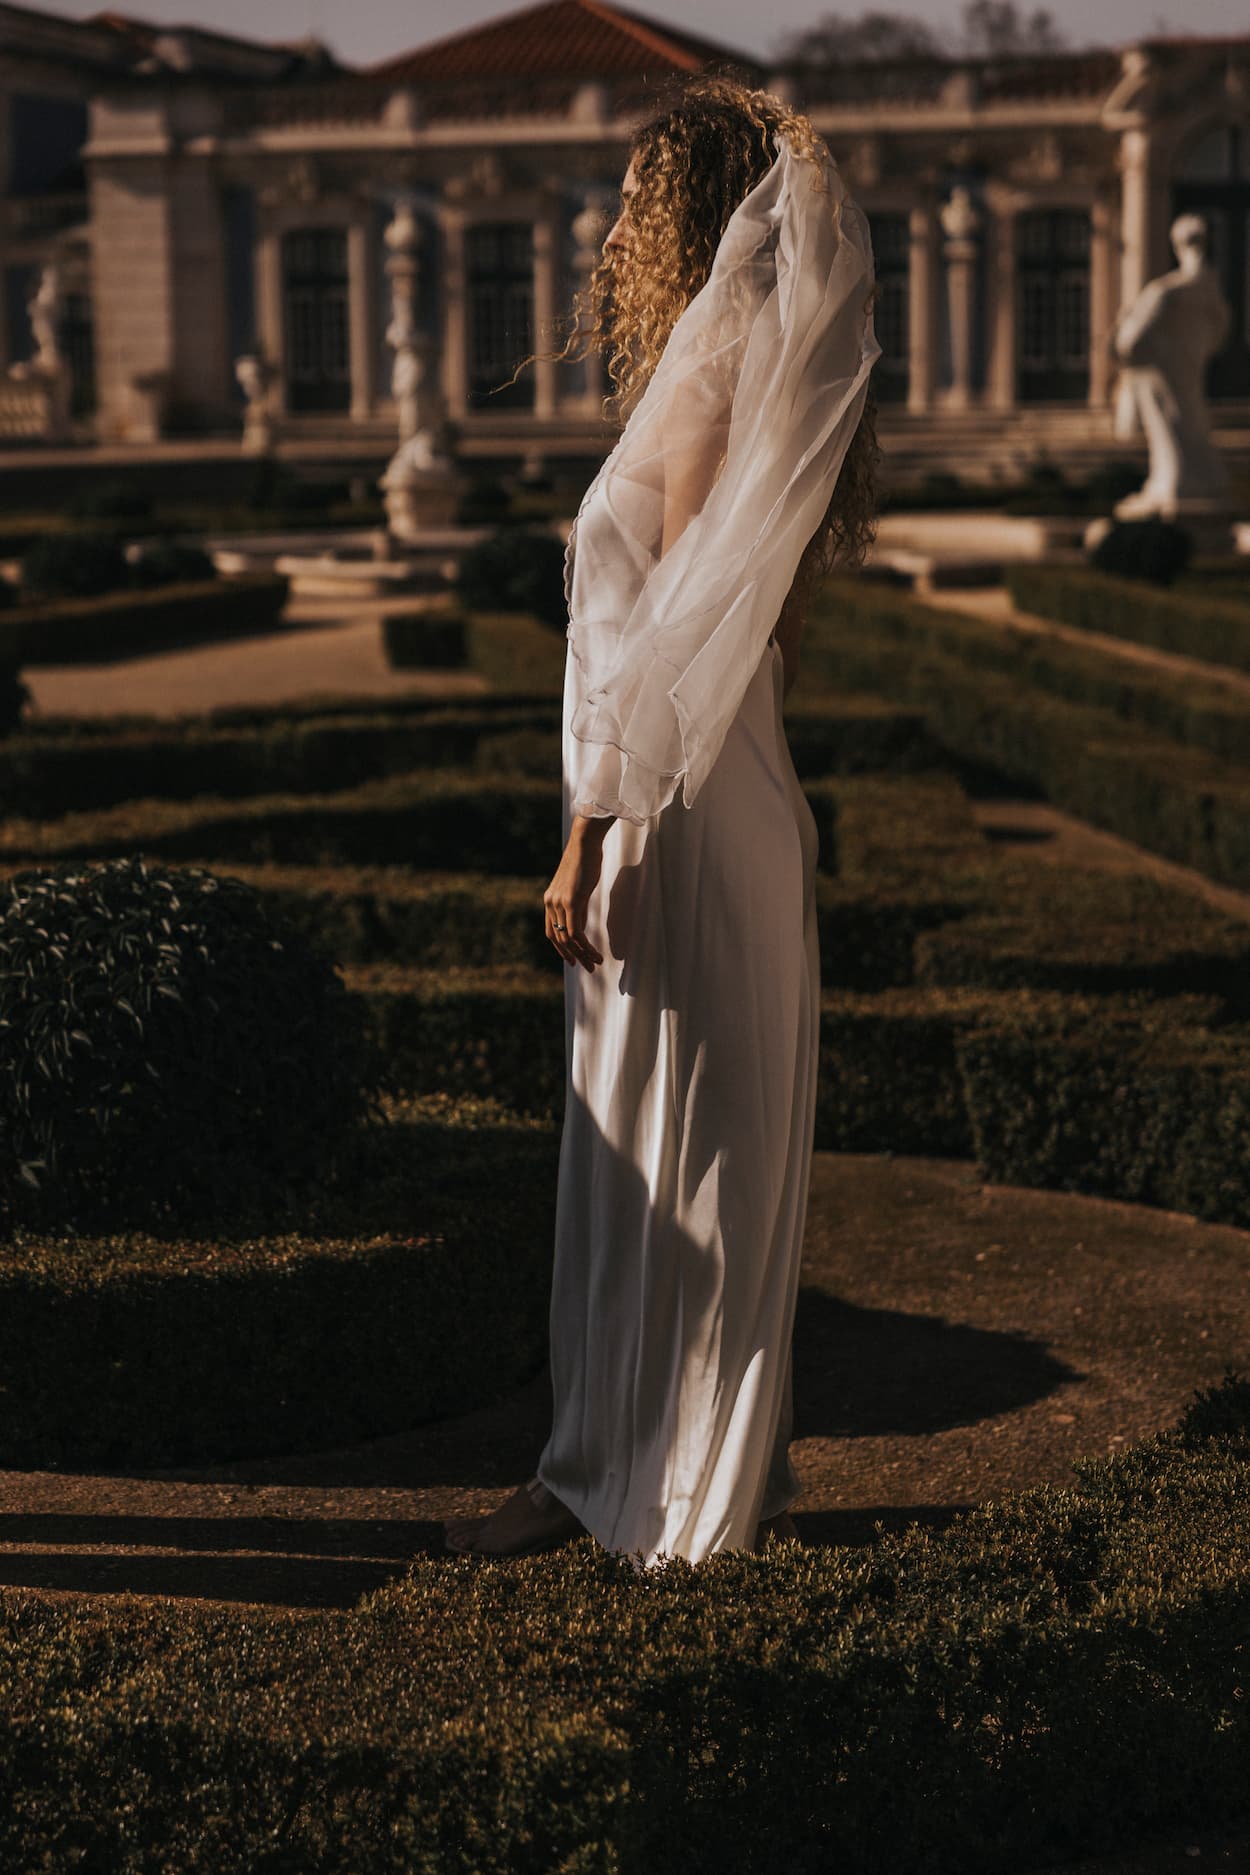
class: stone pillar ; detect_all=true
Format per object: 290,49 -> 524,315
907,202 -> 937,413
347,218 -> 374,421
1118,127 -> 1153,311
532,203 -> 558,422
940,186 -> 980,409
987,200 -> 1016,413
442,208 -> 469,422
572,193 -> 609,413
256,224 -> 285,414
1088,194 -> 1114,408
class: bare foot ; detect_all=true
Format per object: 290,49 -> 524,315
752,1510 -> 800,1552
444,1476 -> 586,1557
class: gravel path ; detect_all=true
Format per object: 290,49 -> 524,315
1,1153 -> 1245,1615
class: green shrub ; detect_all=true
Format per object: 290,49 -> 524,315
1090,516 -> 1193,586
468,610 -> 569,690
957,998 -> 1250,1224
457,527 -> 568,629
0,1098 -> 559,1468
1007,563 -> 1250,675
127,540 -> 217,587
0,573 -> 289,667
0,1378 -> 1247,1874
0,664 -> 29,737
65,479 -> 154,522
20,529 -> 130,599
454,476 -> 512,526
0,855 -> 378,1233
382,606 -> 468,669
807,579 -> 1250,889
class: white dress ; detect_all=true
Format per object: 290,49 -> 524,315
534,605 -> 822,1570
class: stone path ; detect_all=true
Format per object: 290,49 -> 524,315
18,595 -> 488,720
1,1154 -> 1246,1614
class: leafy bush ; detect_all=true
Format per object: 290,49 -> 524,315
20,530 -> 130,599
127,540 -> 217,588
0,854 -> 379,1232
456,527 -> 568,629
0,1377 -> 1247,1875
64,480 -> 153,522
0,664 -> 29,737
1090,517 -> 1193,586
455,477 -> 513,527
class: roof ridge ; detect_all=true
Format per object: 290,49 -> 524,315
575,0 -> 703,71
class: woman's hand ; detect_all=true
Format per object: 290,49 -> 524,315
544,816 -> 612,971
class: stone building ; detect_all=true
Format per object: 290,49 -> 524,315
0,0 -> 1247,480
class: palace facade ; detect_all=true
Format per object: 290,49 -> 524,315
1,0 -> 1248,480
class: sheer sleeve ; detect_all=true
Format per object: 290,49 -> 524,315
564,134 -> 880,826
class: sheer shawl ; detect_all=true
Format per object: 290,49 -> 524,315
563,130 -> 880,826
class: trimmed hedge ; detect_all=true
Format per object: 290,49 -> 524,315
0,573 -> 290,665
381,607 -> 468,670
0,771 -> 567,874
824,576 -> 1250,766
0,704 -> 565,819
0,1097 -> 559,1470
958,1003 -> 1250,1224
342,966 -> 1250,1222
0,693 -> 932,820
0,1376 -> 1247,1874
807,580 -> 1250,890
0,770 -> 842,879
1008,562 -> 1250,673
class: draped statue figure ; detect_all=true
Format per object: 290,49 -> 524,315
1111,212 -> 1231,521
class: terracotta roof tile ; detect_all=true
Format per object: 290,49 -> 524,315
365,0 -> 751,85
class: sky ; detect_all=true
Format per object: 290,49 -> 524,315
43,0 -> 1240,68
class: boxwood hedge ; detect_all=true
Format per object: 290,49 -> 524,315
0,1375 -> 1247,1875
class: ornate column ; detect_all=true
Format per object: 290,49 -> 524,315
1117,127 -> 1153,311
441,209 -> 469,422
347,218 -> 374,421
940,185 -> 981,409
907,202 -> 937,413
987,197 -> 1016,413
571,192 -> 609,413
1088,193 -> 1114,407
532,199 -> 559,422
378,195 -> 464,537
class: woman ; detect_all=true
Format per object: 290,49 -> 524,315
445,76 -> 879,1569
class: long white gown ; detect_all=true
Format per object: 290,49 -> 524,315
534,611 -> 822,1571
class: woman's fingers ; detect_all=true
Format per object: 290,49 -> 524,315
546,902 -> 604,971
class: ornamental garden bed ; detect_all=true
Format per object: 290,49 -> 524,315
1007,562 -> 1250,672
0,573 -> 291,666
0,1375 -> 1248,1875
3,695 -> 1250,1469
806,576 -> 1250,889
2,635 -> 1249,1868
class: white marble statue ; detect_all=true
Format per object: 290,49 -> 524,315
1111,213 -> 1231,520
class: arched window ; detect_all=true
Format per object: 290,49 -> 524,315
1016,210 -> 1090,403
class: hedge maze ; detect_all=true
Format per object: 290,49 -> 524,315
1,595 -> 1248,1870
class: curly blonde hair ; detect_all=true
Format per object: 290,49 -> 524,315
548,74 -> 880,590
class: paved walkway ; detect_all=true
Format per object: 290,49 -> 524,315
19,596 -> 488,721
1,1154 -> 1245,1611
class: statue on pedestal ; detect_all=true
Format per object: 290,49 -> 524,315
1111,213 -> 1231,522
235,350 -> 278,454
378,198 -> 465,539
6,260 -> 73,440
